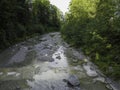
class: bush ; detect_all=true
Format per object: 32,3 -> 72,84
61,0 -> 120,79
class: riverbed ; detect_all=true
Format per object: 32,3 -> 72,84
0,32 -> 119,90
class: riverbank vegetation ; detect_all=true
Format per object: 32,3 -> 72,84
61,0 -> 120,79
0,0 -> 62,50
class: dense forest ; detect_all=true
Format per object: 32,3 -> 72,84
0,0 -> 62,50
61,0 -> 120,79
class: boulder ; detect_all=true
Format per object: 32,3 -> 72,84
66,75 -> 80,86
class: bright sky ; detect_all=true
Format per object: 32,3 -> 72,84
49,0 -> 71,14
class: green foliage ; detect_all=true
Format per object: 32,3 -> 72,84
61,0 -> 120,79
0,0 -> 62,50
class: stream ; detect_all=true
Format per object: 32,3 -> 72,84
0,32 -> 119,90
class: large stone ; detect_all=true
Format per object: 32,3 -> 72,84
83,64 -> 98,77
66,75 -> 80,86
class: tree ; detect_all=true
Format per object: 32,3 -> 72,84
61,0 -> 120,79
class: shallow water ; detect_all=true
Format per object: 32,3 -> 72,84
0,32 -> 119,90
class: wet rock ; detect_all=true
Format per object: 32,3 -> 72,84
93,77 -> 105,83
7,72 -> 21,77
38,56 -> 54,62
66,75 -> 80,86
40,38 -> 47,41
16,73 -> 21,77
21,46 -> 28,51
108,81 -> 120,90
105,78 -> 112,84
46,44 -> 53,49
55,62 -> 58,64
38,49 -> 53,56
83,64 -> 98,77
72,50 -> 85,61
50,33 -> 55,37
72,65 -> 84,72
7,72 -> 17,76
106,85 -> 113,90
45,54 -> 48,56
56,56 -> 61,59
7,46 -> 28,65
73,51 -> 81,58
